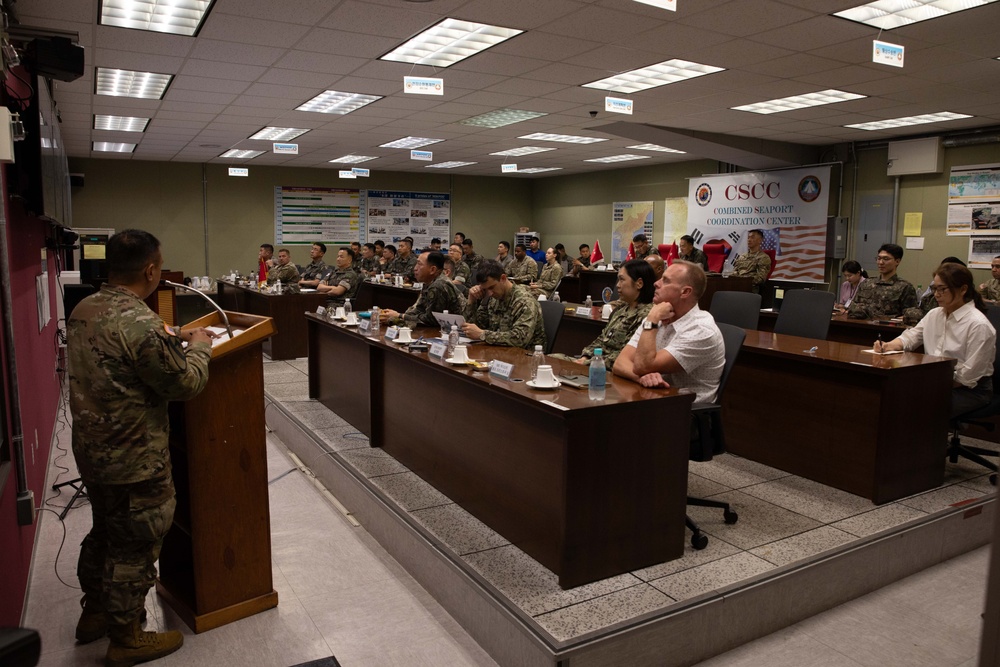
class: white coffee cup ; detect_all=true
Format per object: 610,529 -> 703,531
345,312 -> 358,325
602,303 -> 613,319
452,345 -> 469,363
537,294 -> 547,301
201,276 -> 210,289
535,364 -> 557,387
335,306 -> 346,319
397,327 -> 413,343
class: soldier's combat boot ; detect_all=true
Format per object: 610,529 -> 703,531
76,597 -> 148,644
105,619 -> 182,667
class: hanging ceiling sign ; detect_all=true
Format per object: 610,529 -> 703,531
404,76 -> 444,95
605,96 -> 634,115
872,40 -> 904,68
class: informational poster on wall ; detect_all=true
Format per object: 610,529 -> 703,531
365,190 -> 450,250
946,164 -> 1000,236
611,201 -> 654,261
661,197 -> 688,246
686,166 -> 830,282
968,235 -> 1000,269
274,186 -> 361,245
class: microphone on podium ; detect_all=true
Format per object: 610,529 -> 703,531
161,280 -> 233,339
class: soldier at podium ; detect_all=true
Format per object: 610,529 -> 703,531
68,229 -> 215,666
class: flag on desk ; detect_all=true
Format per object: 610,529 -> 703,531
625,242 -> 635,261
591,239 -> 604,263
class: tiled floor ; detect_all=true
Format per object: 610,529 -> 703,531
22,359 -> 994,666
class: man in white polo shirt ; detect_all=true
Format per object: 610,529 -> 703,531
613,260 -> 724,403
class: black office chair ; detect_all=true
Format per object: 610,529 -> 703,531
687,322 -> 745,550
535,259 -> 545,279
709,291 -> 761,330
539,299 -> 564,354
773,289 -> 836,340
947,305 -> 1000,485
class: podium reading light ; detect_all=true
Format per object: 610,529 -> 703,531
164,280 -> 233,339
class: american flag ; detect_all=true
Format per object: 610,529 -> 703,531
762,228 -> 781,255
770,225 -> 826,282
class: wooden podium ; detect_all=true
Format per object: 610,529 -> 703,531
156,311 -> 279,633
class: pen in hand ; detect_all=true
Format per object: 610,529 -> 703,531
874,333 -> 882,353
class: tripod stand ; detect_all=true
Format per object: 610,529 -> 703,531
51,477 -> 88,520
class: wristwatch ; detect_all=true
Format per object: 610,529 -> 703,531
642,320 -> 659,331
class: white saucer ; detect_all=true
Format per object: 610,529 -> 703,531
526,379 -> 561,389
343,321 -> 359,327
445,357 -> 471,365
391,338 -> 414,344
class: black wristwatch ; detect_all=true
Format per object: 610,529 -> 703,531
642,320 -> 659,331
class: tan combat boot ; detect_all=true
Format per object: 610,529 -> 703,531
76,597 -> 148,644
105,618 -> 183,667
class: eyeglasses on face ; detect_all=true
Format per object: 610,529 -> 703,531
875,255 -> 895,262
930,285 -> 951,294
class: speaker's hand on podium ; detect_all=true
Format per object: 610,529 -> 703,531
185,328 -> 219,345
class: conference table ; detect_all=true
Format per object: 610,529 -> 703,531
757,310 -> 908,346
306,313 -> 695,588
722,331 -> 956,504
215,280 -> 327,360
352,280 -> 422,312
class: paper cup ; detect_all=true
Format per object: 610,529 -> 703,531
452,345 -> 469,363
335,307 -> 346,319
397,327 -> 413,343
535,365 -> 557,387
345,312 -> 358,325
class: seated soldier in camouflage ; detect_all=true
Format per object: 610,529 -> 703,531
298,242 -> 329,288
529,247 -> 565,299
318,247 -> 361,307
507,242 -> 540,284
462,260 -> 546,349
387,237 -> 418,282
359,243 -> 380,276
462,238 -> 485,275
266,248 -> 301,293
979,255 -> 1000,303
848,243 -> 918,320
443,257 -> 468,297
382,251 -> 466,328
447,243 -> 472,288
551,259 -> 656,368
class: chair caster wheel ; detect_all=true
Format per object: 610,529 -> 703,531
691,533 -> 708,550
724,509 -> 739,524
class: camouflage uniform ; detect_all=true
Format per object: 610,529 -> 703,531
581,301 -> 653,367
981,278 -> 1000,302
463,252 -> 484,276
388,253 -> 418,281
322,266 -> 361,307
266,262 -> 301,293
530,262 -> 564,298
903,291 -> 938,325
847,274 -> 918,320
731,250 -> 771,292
392,274 -> 467,328
634,246 -> 658,259
68,284 -> 212,626
299,259 -> 328,283
463,283 -> 546,349
495,253 -> 514,272
507,256 -> 538,284
679,248 -> 709,271
359,256 -> 380,276
452,260 -> 472,286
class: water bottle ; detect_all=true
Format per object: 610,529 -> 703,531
589,348 -> 606,401
370,306 -> 380,337
584,294 -> 593,308
344,298 -> 352,316
276,279 -> 283,295
552,291 -> 560,303
448,324 -> 460,357
530,344 -> 545,380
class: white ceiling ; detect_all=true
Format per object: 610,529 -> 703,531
10,0 -> 1000,177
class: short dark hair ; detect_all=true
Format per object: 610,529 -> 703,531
530,236 -> 539,243
403,236 -> 414,244
454,232 -> 466,242
384,244 -> 396,255
680,235 -> 695,245
940,256 -> 966,267
340,247 -> 356,260
374,240 -> 385,249
579,243 -> 590,251
462,238 -> 473,247
107,229 -> 160,280
747,229 -> 764,239
363,243 -> 376,252
475,259 -> 505,283
313,242 -> 327,254
515,243 -> 526,252
499,240 -> 510,251
423,251 -> 444,271
632,233 -> 648,243
449,243 -> 463,253
260,243 -> 274,253
277,247 -> 291,256
554,243 -> 565,251
350,241 -> 361,248
443,257 -> 456,273
879,243 -> 904,261
431,237 -> 441,244
621,259 -> 656,304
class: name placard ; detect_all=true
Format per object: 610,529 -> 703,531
429,342 -> 447,358
359,319 -> 371,334
385,326 -> 399,340
489,360 -> 513,379
575,306 -> 592,317
316,305 -> 326,315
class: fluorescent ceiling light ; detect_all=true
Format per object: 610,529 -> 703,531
379,137 -> 443,149
93,142 -> 136,153
732,89 -> 866,115
582,59 -> 724,94
296,90 -> 382,114
834,0 -> 999,30
489,146 -> 556,157
628,143 -> 686,154
845,111 -> 972,131
249,127 -> 310,141
94,115 -> 150,132
220,149 -> 265,158
95,67 -> 173,100
515,167 -> 563,174
329,155 -> 378,164
460,109 -> 547,128
584,154 -> 652,163
518,132 -> 607,144
380,18 -> 523,68
99,0 -> 215,37
425,161 -> 477,169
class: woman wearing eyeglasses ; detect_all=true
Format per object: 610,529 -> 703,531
874,262 -> 995,417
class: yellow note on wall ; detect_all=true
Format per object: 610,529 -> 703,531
903,212 -> 922,237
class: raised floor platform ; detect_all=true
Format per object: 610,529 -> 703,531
262,357 -> 996,667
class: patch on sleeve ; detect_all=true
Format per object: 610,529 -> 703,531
163,323 -> 178,337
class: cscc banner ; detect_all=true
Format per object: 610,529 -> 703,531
686,166 -> 831,282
